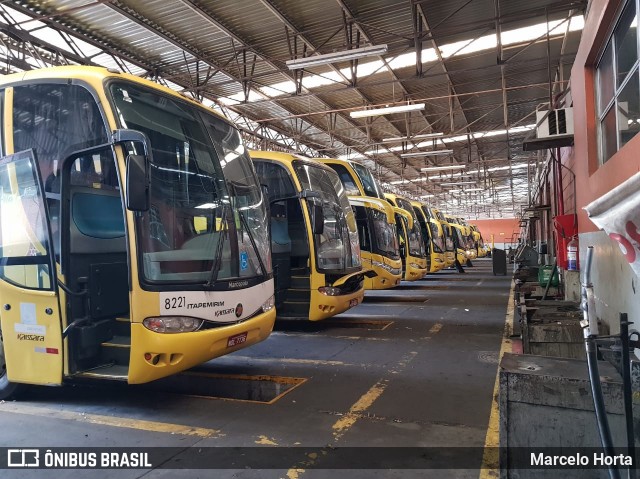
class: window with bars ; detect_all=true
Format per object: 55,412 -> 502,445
596,0 -> 639,163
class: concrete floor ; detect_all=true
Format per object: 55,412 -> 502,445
1,258 -> 511,478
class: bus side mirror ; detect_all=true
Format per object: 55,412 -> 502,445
126,154 -> 149,211
311,202 -> 324,235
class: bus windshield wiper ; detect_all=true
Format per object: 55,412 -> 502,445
206,203 -> 229,287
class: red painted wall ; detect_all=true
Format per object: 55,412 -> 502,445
567,0 -> 640,232
472,219 -> 521,246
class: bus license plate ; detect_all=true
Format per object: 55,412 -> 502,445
349,299 -> 359,307
227,332 -> 248,348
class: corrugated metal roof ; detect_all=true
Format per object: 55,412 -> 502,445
5,0 -> 586,216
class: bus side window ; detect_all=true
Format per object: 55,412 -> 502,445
12,83 -> 110,257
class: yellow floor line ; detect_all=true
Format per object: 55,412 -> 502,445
479,281 -> 515,479
331,379 -> 389,439
283,348 -> 420,479
0,403 -> 222,438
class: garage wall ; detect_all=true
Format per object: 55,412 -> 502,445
472,218 -> 521,249
567,0 -> 640,332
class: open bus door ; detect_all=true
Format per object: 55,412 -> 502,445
0,150 -> 63,394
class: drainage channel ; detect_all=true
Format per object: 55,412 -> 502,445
420,277 -> 483,282
394,284 -> 450,290
362,295 -> 429,303
275,318 -> 393,332
141,372 -> 307,404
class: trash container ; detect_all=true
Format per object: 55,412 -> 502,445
492,248 -> 507,276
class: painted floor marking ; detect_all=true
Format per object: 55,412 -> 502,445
331,379 -> 389,439
0,403 -> 222,438
479,281 -> 515,479
282,323 -> 444,479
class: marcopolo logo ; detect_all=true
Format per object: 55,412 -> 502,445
235,303 -> 243,318
8,449 -> 40,467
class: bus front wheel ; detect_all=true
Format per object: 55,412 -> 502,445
0,325 -> 23,400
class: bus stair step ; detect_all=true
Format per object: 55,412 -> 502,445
284,288 -> 311,302
75,364 -> 128,381
289,276 -> 310,289
278,300 -> 310,318
110,318 -> 131,336
100,335 -> 131,366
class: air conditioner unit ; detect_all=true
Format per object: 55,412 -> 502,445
536,108 -> 574,138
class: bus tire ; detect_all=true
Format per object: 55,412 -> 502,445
0,326 -> 24,400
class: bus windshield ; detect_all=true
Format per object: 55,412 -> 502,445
293,162 -> 361,272
395,198 -> 426,258
351,162 -> 385,199
109,82 -> 270,286
421,206 -> 445,253
371,209 -> 400,259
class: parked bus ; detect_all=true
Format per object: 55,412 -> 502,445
0,66 -> 277,399
410,200 -> 446,273
445,215 -> 476,265
384,193 -> 428,280
316,159 -> 407,286
249,151 -> 365,321
469,224 -> 488,258
431,207 -> 456,268
349,196 -> 402,289
317,158 -> 385,200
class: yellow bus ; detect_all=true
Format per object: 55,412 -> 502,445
0,66 -> 277,399
317,158 -> 385,200
249,151 -> 365,321
469,224 -> 488,258
384,193 -> 428,280
445,215 -> 476,265
410,200 -> 446,273
349,196 -> 402,289
317,158 -> 406,287
431,208 -> 456,268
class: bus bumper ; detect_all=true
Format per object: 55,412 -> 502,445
309,287 -> 365,321
405,261 -> 427,281
364,267 -> 402,290
430,255 -> 446,273
444,252 -> 456,268
127,309 -> 276,384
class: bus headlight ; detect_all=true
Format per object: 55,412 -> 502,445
318,286 -> 341,296
143,316 -> 203,333
409,263 -> 422,269
261,295 -> 275,312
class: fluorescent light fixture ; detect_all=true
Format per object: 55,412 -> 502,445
400,149 -> 453,158
350,103 -> 425,118
286,44 -> 388,70
383,132 -> 443,142
465,188 -> 484,192
421,164 -> 466,172
420,194 -> 435,198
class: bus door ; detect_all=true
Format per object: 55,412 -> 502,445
0,150 -> 63,386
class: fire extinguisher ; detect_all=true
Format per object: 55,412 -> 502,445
567,236 -> 579,271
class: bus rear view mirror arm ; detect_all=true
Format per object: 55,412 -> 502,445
112,129 -> 154,164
